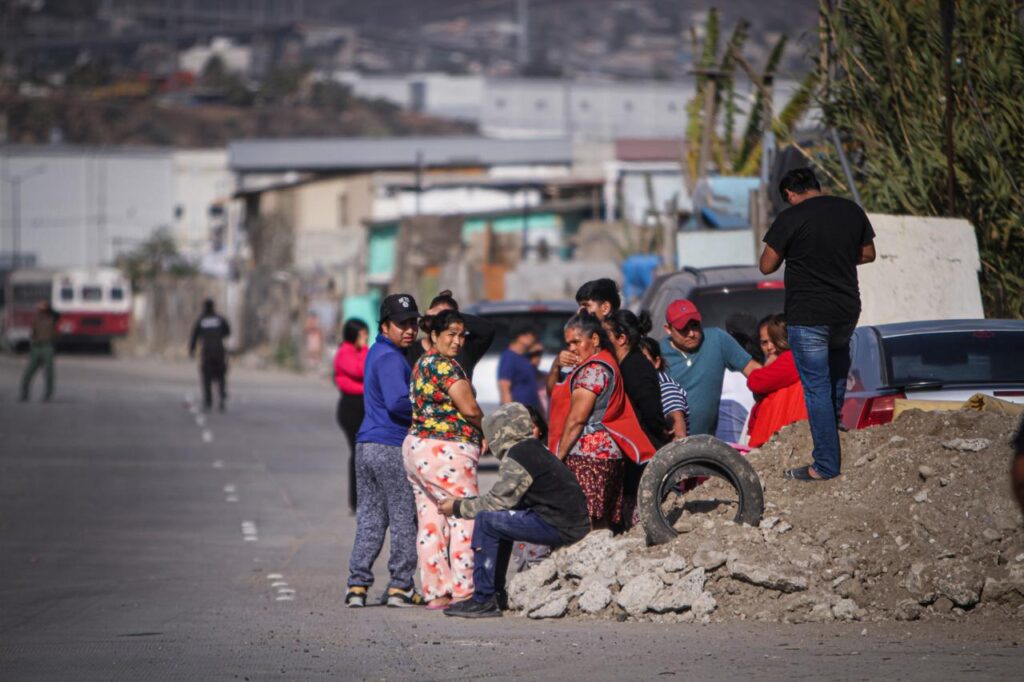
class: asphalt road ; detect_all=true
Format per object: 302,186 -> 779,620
2,354 -> 1022,681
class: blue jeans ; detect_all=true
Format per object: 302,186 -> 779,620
787,323 -> 856,479
471,509 -> 564,603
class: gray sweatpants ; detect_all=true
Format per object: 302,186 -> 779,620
347,442 -> 418,590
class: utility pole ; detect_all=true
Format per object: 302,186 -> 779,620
940,0 -> 956,215
517,0 -> 529,68
3,165 -> 44,266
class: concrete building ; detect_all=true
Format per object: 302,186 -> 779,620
326,72 -> 804,141
179,37 -> 253,75
0,146 -> 233,269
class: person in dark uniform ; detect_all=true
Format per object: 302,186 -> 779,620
189,299 -> 231,411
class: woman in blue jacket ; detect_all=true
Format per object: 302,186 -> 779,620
345,294 -> 425,608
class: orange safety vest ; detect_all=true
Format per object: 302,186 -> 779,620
548,350 -> 656,464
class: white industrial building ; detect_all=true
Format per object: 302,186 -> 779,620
0,146 -> 233,269
329,72 -> 803,140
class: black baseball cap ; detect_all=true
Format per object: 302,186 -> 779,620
379,293 -> 420,323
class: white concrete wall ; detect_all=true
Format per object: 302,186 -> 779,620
0,148 -> 175,268
172,149 -> 234,257
676,229 -> 757,269
859,214 -> 984,325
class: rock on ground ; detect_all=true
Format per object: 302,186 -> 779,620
509,409 -> 1024,624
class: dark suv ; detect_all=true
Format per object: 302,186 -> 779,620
638,265 -> 786,359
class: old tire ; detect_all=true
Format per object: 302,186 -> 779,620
638,435 -> 765,546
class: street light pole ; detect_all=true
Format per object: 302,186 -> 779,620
3,165 -> 45,266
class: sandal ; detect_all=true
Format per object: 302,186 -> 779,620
784,465 -> 825,481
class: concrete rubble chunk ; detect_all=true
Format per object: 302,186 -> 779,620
727,560 -> 808,593
691,548 -> 728,571
941,438 -> 990,452
616,573 -> 664,616
578,582 -> 614,614
529,595 -> 570,619
507,558 -> 558,609
806,602 -> 836,623
832,598 -> 862,621
661,553 -> 687,573
691,591 -> 717,617
981,577 -> 1024,604
918,465 -> 936,481
555,530 -> 619,579
649,568 -> 706,614
759,516 -> 780,530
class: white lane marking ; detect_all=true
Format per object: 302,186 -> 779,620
202,430 -> 213,443
266,573 -> 283,580
225,495 -> 239,503
275,595 -> 294,601
271,581 -> 289,588
212,460 -> 224,469
241,521 -> 258,541
223,484 -> 237,493
195,414 -> 206,427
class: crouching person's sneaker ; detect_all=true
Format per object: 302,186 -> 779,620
345,586 -> 368,608
386,587 -> 424,608
444,597 -> 501,618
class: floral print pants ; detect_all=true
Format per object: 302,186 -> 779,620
401,435 -> 480,601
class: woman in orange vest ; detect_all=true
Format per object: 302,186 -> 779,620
549,312 -> 655,529
746,314 -> 808,448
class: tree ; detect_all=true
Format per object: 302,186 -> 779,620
684,9 -> 817,181
817,0 -> 1024,318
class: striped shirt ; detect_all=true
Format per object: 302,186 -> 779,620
658,370 -> 691,432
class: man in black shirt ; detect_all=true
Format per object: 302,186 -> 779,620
439,403 -> 590,618
405,290 -> 495,380
759,168 -> 876,481
189,299 -> 231,411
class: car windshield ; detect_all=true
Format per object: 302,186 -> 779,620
883,330 -> 1024,386
479,312 -> 574,355
690,287 -> 786,358
81,286 -> 103,301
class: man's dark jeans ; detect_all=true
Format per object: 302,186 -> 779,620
471,509 -> 563,603
787,322 -> 856,479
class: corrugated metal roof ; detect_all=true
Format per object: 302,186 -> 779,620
228,136 -> 574,172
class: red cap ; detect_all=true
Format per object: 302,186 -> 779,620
666,299 -> 702,330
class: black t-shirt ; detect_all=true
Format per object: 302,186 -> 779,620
764,195 -> 875,326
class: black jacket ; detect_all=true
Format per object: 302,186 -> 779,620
406,313 -> 495,380
619,348 -> 669,450
454,438 -> 591,544
189,314 -> 231,363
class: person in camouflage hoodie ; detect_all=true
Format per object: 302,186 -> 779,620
439,403 -> 591,618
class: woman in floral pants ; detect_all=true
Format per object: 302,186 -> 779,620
403,310 -> 484,609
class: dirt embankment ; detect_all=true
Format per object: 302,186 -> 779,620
509,409 -> 1024,624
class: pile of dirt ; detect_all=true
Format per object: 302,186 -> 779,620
509,409 -> 1024,623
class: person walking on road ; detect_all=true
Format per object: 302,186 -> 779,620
19,300 -> 59,402
333,318 -> 370,514
346,294 -> 424,608
659,299 -> 760,437
439,403 -> 591,618
403,310 -> 484,609
497,324 -> 540,408
188,299 -> 231,412
759,167 -> 876,481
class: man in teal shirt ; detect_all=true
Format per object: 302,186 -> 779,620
659,299 -> 760,437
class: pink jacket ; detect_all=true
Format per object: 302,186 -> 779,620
334,342 -> 368,395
